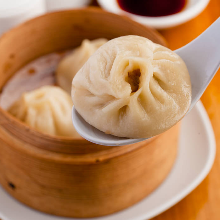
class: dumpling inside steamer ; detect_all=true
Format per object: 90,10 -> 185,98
56,38 -> 108,94
8,86 -> 81,138
72,35 -> 192,139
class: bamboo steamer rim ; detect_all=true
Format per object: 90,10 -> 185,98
0,7 -> 167,156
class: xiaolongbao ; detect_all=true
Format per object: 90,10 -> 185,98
72,36 -> 191,139
56,38 -> 108,94
8,86 -> 81,138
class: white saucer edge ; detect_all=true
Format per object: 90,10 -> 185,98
133,101 -> 216,220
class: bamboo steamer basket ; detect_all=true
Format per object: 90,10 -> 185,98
0,8 -> 180,218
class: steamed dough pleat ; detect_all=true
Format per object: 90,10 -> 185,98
8,86 -> 81,138
56,38 -> 108,94
72,36 -> 191,138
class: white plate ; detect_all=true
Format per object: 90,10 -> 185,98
97,0 -> 210,29
0,0 -> 46,36
0,101 -> 216,220
45,0 -> 92,12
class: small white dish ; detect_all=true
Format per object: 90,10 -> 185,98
97,0 -> 210,29
0,101 -> 215,220
0,0 -> 46,36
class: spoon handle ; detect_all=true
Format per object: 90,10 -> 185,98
175,17 -> 220,111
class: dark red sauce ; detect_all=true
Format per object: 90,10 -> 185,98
117,0 -> 186,17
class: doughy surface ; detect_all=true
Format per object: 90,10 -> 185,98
72,35 -> 191,138
8,86 -> 81,138
56,38 -> 108,94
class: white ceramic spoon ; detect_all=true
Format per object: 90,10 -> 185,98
72,17 -> 220,146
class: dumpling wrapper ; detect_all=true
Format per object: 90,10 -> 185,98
8,86 -> 81,138
56,38 -> 108,94
72,36 -> 192,139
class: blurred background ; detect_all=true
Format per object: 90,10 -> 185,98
0,0 -> 212,36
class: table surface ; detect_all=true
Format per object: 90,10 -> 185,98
151,0 -> 220,219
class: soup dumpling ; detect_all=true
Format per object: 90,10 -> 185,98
56,38 -> 108,94
72,36 -> 191,139
8,86 -> 81,138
